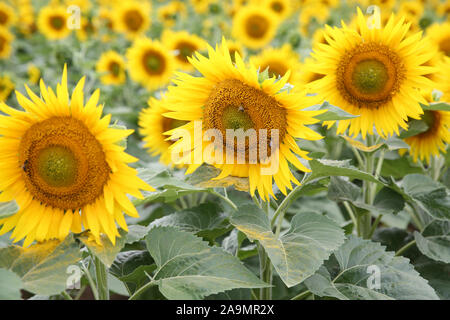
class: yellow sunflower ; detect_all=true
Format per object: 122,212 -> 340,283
304,8 -> 437,139
114,1 -> 151,39
76,17 -> 97,42
96,50 -> 126,85
163,40 -> 324,201
157,1 -> 186,28
190,0 -> 216,14
232,5 -> 278,50
127,37 -> 175,90
14,0 -> 36,36
0,66 -> 153,247
263,0 -> 292,20
0,26 -> 13,59
37,5 -> 71,40
0,75 -> 14,102
298,3 -> 328,36
250,44 -> 302,85
0,2 -> 16,28
426,22 -> 450,58
28,64 -> 41,85
162,30 -> 207,71
139,96 -> 187,167
227,39 -> 246,62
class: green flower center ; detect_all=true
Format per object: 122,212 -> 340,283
245,14 -> 269,39
352,59 -> 389,94
50,16 -> 65,30
37,146 -> 78,188
222,105 -> 255,131
109,62 -> 121,77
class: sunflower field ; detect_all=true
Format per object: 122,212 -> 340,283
0,0 -> 449,303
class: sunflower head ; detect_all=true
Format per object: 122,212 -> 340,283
0,26 -> 13,59
305,8 -> 438,139
163,39 -> 324,200
264,0 -> 292,20
0,2 -> 16,28
232,5 -> 278,50
0,65 -> 153,246
426,22 -> 450,58
37,5 -> 71,40
114,1 -> 151,39
127,38 -> 175,90
162,30 -> 207,71
0,74 -> 14,102
96,50 -> 126,85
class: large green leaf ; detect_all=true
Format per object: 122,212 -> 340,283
421,102 -> 450,112
149,203 -> 231,241
304,236 -> 439,300
145,226 -> 268,300
396,174 -> 450,221
230,204 -> 345,287
186,164 -> 249,192
380,157 -> 423,179
414,220 -> 450,263
305,102 -> 359,121
0,200 -> 19,219
0,268 -> 23,300
0,235 -> 82,296
414,256 -> 450,300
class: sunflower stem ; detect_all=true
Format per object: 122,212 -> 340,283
257,196 -> 273,300
80,261 -> 99,300
94,256 -> 109,300
61,291 -> 73,300
361,135 -> 376,239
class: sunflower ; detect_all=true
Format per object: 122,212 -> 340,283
163,40 -> 324,200
139,96 -> 187,166
127,37 -> 175,90
37,5 -> 71,40
114,1 -> 151,39
76,17 -> 97,42
190,0 -> 216,14
0,26 -> 13,59
14,0 -> 36,36
227,39 -> 245,62
162,30 -> 207,71
304,8 -> 437,139
232,5 -> 278,50
298,3 -> 328,36
264,0 -> 292,20
0,66 -> 153,247
157,1 -> 186,28
0,75 -> 14,102
250,44 -> 302,85
28,64 -> 41,85
96,50 -> 126,85
426,22 -> 450,58
0,2 -> 16,28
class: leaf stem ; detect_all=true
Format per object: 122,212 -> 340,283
128,281 -> 158,300
61,291 -> 73,300
291,290 -> 311,300
80,261 -> 99,300
210,190 -> 238,211
94,256 -> 109,300
395,239 -> 416,257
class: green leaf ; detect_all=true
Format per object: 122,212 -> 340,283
149,203 -> 231,242
372,187 -> 405,214
397,174 -> 450,221
413,256 -> 450,300
383,137 -> 410,151
0,268 -> 23,300
380,157 -> 423,179
307,159 -> 383,185
186,164 -> 249,192
414,220 -> 450,263
108,273 -> 129,297
230,204 -> 345,287
78,229 -> 128,268
0,200 -> 19,219
421,102 -> 450,112
399,119 -> 429,139
305,236 -> 439,300
306,102 -> 359,121
0,235 -> 82,296
145,226 -> 268,300
327,176 -> 361,202
125,225 -> 149,244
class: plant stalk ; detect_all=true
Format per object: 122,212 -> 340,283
94,256 -> 109,300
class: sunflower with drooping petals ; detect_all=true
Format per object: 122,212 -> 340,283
232,5 -> 278,50
0,2 -> 16,28
0,26 -> 13,59
0,66 -> 153,247
0,75 -> 14,102
127,37 -> 175,90
304,8 -> 438,139
163,40 -> 325,201
162,30 -> 207,71
139,96 -> 187,167
250,44 -> 302,85
37,5 -> 71,40
96,50 -> 126,85
114,1 -> 151,39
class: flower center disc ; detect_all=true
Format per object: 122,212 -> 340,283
203,79 -> 287,161
0,36 -> 5,52
124,9 -> 144,31
19,117 -> 111,210
175,42 -> 197,63
49,15 -> 65,30
263,62 -> 288,78
109,61 -> 121,77
0,11 -> 8,25
338,43 -> 404,109
418,110 -> 440,137
439,37 -> 450,57
142,50 -> 166,75
245,14 -> 269,39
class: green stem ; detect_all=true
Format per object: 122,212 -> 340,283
94,256 -> 109,300
179,196 -> 188,209
395,239 -> 416,257
128,281 -> 158,300
368,214 -> 383,239
259,199 -> 272,300
61,291 -> 73,300
343,201 -> 358,230
291,290 -> 311,300
360,135 -> 375,239
210,190 -> 238,211
80,262 -> 99,300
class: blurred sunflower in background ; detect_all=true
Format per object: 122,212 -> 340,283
305,8 -> 438,138
139,96 -> 187,167
232,5 -> 278,50
96,50 -> 126,85
27,64 -> 41,85
127,38 -> 175,90
157,1 -> 186,28
0,26 -> 13,59
114,0 -> 151,39
226,39 -> 246,62
164,40 -> 324,200
263,0 -> 293,20
76,17 -> 97,42
0,66 -> 153,247
250,44 -> 302,85
427,22 -> 450,58
162,30 -> 207,71
0,2 -> 16,28
0,75 -> 14,102
37,4 -> 71,40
